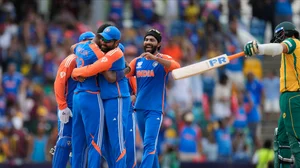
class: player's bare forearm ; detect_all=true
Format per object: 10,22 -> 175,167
102,71 -> 117,83
124,66 -> 131,74
156,57 -> 172,68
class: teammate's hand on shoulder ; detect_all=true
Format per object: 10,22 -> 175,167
58,107 -> 73,124
244,40 -> 259,57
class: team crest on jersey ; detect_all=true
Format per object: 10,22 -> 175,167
137,61 -> 143,69
101,57 -> 108,62
60,72 -> 66,78
152,61 -> 158,67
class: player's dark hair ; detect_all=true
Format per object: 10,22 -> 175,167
97,23 -> 113,34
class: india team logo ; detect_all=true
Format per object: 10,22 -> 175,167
101,57 -> 108,62
137,61 -> 143,69
152,61 -> 158,67
60,72 -> 66,78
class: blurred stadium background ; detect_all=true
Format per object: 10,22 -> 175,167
0,0 -> 299,167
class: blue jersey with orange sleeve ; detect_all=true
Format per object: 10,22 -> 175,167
98,48 -> 130,99
54,54 -> 77,110
73,41 -> 102,93
71,47 -> 130,99
128,53 -> 180,112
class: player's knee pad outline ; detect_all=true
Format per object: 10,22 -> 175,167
274,128 -> 294,165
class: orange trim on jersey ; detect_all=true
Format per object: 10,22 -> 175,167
116,82 -> 121,97
149,150 -> 155,154
165,60 -> 180,72
78,57 -> 84,67
90,134 -> 102,155
132,162 -> 137,168
86,91 -> 100,94
126,58 -> 138,77
128,76 -> 137,95
89,43 -> 104,59
116,149 -> 126,162
54,54 -> 77,110
72,48 -> 123,78
160,54 -> 180,73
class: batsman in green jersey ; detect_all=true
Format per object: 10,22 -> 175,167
244,21 -> 300,168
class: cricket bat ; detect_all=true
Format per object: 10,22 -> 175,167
172,52 -> 245,80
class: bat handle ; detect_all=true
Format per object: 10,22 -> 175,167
228,52 -> 245,61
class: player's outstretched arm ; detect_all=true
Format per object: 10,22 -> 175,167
143,52 -> 180,72
243,39 -> 295,57
72,48 -> 123,78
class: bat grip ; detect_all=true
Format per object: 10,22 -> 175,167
228,52 -> 245,61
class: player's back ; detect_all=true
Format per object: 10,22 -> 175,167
74,41 -> 100,92
134,54 -> 170,112
98,48 -> 130,99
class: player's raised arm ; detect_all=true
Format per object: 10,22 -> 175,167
54,54 -> 77,110
144,53 -> 181,72
72,48 -> 123,78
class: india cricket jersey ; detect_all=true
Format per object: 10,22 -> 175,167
98,48 -> 130,99
73,41 -> 101,93
280,38 -> 300,92
127,53 -> 180,112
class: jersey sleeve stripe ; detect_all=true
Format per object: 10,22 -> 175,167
64,55 -> 77,67
283,38 -> 297,54
89,43 -> 104,59
107,48 -> 119,56
292,53 -> 300,89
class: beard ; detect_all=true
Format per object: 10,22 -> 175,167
101,45 -> 115,53
144,44 -> 157,54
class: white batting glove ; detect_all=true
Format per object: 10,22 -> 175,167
58,107 -> 73,124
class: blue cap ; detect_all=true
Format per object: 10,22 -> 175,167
118,43 -> 125,52
100,26 -> 121,41
78,31 -> 95,42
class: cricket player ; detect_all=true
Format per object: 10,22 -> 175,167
244,21 -> 300,168
119,43 -> 138,168
71,25 -> 127,167
52,31 -> 95,168
126,29 -> 180,168
72,26 -> 131,168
